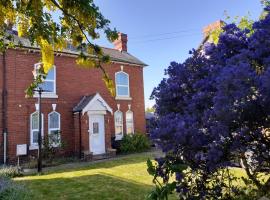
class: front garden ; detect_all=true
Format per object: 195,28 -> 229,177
14,152 -> 176,200
0,151 -> 268,199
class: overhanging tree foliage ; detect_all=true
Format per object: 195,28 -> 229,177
149,5 -> 270,200
0,0 -> 118,96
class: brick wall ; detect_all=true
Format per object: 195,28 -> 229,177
73,113 -> 80,157
104,113 -> 112,150
0,53 -> 3,163
80,113 -> 89,153
1,49 -> 146,163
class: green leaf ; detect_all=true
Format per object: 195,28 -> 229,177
147,159 -> 156,176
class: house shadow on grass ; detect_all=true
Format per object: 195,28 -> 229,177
37,152 -> 157,175
19,173 -> 154,200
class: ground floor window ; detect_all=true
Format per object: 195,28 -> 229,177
126,110 -> 134,134
48,111 -> 61,147
114,110 -> 123,140
30,111 -> 44,147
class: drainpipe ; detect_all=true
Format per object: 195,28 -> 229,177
79,112 -> 82,159
2,51 -> 8,164
3,131 -> 6,165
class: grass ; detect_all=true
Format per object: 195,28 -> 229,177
15,152 -> 177,200
14,152 -> 269,200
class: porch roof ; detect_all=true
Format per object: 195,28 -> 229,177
73,93 -> 113,114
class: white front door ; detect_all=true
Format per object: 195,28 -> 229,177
89,114 -> 105,155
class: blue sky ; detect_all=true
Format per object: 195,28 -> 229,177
95,0 -> 263,108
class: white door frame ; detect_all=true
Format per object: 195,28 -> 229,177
79,93 -> 113,155
88,111 -> 106,155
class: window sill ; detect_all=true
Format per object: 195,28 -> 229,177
29,144 -> 59,150
115,96 -> 132,100
33,93 -> 58,99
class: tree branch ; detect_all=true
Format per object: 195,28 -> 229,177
49,0 -> 96,51
48,0 -> 112,87
241,157 -> 262,189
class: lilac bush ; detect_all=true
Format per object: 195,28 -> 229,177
148,6 -> 270,200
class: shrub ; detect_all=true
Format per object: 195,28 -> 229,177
0,166 -> 22,178
149,5 -> 270,199
0,176 -> 30,200
42,131 -> 66,164
120,133 -> 151,153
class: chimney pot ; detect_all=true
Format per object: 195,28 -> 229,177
113,33 -> 128,52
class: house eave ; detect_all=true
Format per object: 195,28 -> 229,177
13,45 -> 147,67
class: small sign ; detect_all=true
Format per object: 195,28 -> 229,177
16,144 -> 27,156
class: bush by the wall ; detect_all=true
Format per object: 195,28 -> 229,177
0,166 -> 22,178
42,131 -> 66,164
119,133 -> 151,153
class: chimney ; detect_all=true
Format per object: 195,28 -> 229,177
203,20 -> 225,38
113,33 -> 128,52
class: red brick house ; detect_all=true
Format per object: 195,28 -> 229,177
0,32 -> 147,164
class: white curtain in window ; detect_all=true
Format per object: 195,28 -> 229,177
48,111 -> 61,146
126,110 -> 134,134
30,111 -> 43,146
114,110 -> 123,139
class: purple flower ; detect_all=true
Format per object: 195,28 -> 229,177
149,5 -> 270,199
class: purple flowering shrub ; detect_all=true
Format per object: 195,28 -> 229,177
148,6 -> 270,200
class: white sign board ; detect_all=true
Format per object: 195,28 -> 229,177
16,144 -> 27,156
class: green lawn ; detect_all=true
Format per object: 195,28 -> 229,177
16,152 -> 267,200
15,152 -> 176,200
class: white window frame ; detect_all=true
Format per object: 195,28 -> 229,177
114,110 -> 124,140
33,63 -> 58,98
126,110 -> 134,134
48,111 -> 61,147
30,111 -> 44,149
115,71 -> 130,98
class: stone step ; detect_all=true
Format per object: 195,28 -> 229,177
92,154 -> 109,160
82,149 -> 116,161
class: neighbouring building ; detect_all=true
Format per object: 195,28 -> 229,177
145,112 -> 155,134
198,20 -> 225,50
0,32 -> 147,164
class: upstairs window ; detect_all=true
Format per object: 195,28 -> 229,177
30,111 -> 44,147
48,111 -> 61,147
115,71 -> 129,97
126,110 -> 134,134
34,63 -> 56,93
114,110 -> 123,140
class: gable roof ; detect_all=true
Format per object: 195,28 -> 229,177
9,32 -> 147,67
73,94 -> 96,113
73,93 -> 113,114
